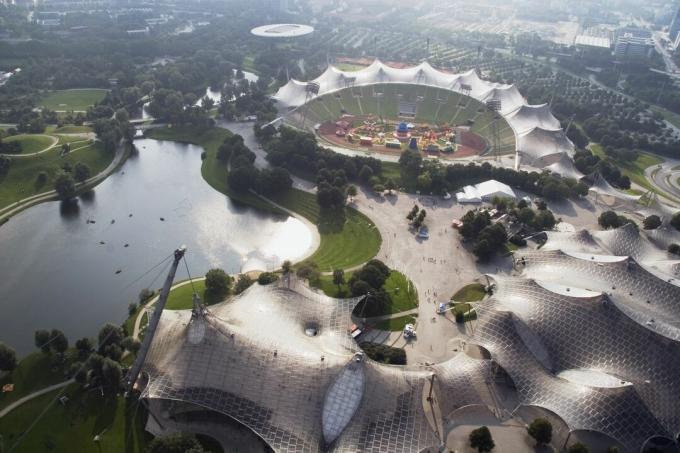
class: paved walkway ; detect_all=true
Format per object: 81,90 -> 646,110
359,308 -> 419,322
0,379 -> 73,419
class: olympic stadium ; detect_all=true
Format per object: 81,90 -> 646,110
272,60 -> 581,179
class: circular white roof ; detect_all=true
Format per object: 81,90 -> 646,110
251,23 -> 314,38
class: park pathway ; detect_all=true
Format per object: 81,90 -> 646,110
0,379 -> 73,419
0,139 -> 127,222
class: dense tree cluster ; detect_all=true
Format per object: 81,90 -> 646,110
598,210 -> 637,230
223,134 -> 292,196
459,210 -> 508,261
0,137 -> 22,154
349,260 -> 393,317
264,127 -> 382,189
574,149 -> 631,189
402,157 -> 587,201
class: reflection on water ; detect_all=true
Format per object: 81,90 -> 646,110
0,138 -> 312,354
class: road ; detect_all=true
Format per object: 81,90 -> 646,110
645,159 -> 680,203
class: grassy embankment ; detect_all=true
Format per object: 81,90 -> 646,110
39,89 -> 108,111
3,134 -> 55,154
148,126 -> 382,272
0,385 -> 150,453
0,352 -> 74,410
590,143 -> 671,199
314,270 -> 418,316
451,283 -> 486,302
0,137 -> 110,210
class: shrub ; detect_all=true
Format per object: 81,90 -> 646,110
469,426 -> 495,452
528,418 -> 552,444
257,272 -> 278,285
668,243 -> 680,256
233,274 -> 254,294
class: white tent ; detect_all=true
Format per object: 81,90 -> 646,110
456,179 -> 516,203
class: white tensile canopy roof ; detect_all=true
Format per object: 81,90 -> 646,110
505,103 -> 561,135
273,60 -> 577,178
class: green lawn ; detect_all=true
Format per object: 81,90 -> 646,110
312,269 -> 417,315
52,125 -> 93,134
451,283 -> 486,302
373,315 -> 417,331
0,352 -> 74,410
590,143 -> 664,196
4,134 -> 55,154
147,126 -> 284,215
309,272 -> 354,298
0,141 -> 113,210
164,279 -> 224,310
271,189 -> 382,271
384,270 -> 418,313
39,89 -> 108,111
0,385 -> 150,453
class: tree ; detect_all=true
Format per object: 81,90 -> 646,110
358,165 -> 374,182
672,212 -> 680,231
281,260 -> 292,274
0,343 -> 17,372
147,433 -> 205,453
54,171 -> 76,200
347,184 -> 358,199
73,162 -> 91,182
98,323 -> 124,351
49,329 -> 68,355
598,210 -> 620,229
534,210 -> 556,230
469,426 -> 495,452
296,262 -> 321,284
643,215 -> 662,230
567,443 -> 589,453
333,269 -> 345,292
35,329 -> 51,353
128,302 -> 137,316
668,243 -> 680,256
527,418 -> 552,445
100,357 -> 122,393
75,338 -> 93,358
233,274 -> 254,294
205,268 -> 232,296
257,272 -> 278,285
139,288 -> 154,303
121,337 -> 141,354
0,155 -> 11,175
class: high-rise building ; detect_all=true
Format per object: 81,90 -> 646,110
614,28 -> 655,61
670,3 -> 680,43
